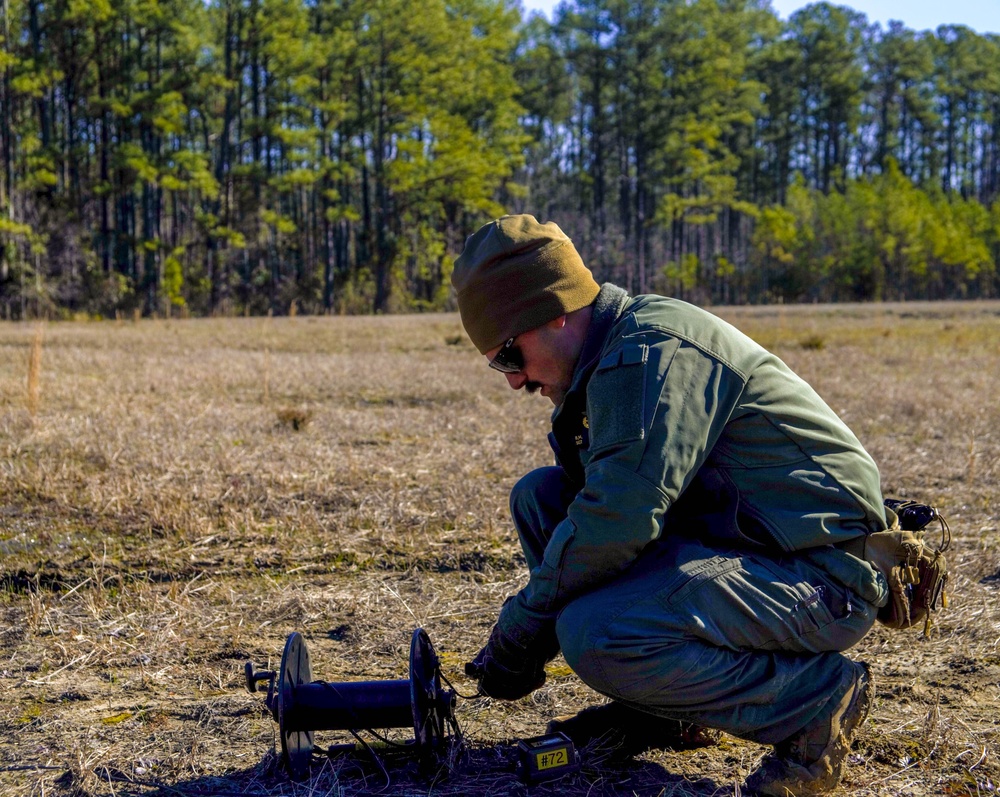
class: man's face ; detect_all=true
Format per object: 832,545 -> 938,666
483,317 -> 578,407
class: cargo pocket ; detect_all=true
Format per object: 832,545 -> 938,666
756,557 -> 837,638
652,543 -> 842,652
665,554 -> 744,607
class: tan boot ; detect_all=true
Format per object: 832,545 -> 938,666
547,701 -> 720,763
744,662 -> 874,796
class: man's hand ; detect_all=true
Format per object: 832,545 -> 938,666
464,622 -> 552,700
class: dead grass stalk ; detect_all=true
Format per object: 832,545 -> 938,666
26,322 -> 42,418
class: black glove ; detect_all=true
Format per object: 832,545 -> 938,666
464,622 -> 553,700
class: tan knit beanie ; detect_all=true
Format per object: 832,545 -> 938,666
451,215 -> 600,354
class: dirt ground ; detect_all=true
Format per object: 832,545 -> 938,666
1,302 -> 998,796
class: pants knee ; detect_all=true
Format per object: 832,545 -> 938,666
508,467 -> 574,526
509,467 -> 578,569
556,598 -> 611,693
556,594 -> 692,702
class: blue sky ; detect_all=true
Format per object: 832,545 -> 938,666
519,0 -> 1000,34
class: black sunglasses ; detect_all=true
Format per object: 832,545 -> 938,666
488,336 -> 524,374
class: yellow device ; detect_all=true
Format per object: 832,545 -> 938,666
516,732 -> 580,784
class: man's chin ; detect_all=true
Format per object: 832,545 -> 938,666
527,382 -> 566,406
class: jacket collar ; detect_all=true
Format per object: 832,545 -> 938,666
552,283 -> 630,420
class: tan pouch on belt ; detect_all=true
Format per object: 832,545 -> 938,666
862,503 -> 950,637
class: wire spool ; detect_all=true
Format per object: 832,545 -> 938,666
246,628 -> 459,780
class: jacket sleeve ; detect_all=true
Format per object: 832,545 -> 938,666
498,333 -> 749,644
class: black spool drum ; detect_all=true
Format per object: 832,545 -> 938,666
275,628 -> 447,779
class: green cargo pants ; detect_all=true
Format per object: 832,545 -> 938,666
511,466 -> 885,744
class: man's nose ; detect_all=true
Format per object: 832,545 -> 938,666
505,372 -> 527,390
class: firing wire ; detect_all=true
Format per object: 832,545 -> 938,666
309,678 -> 395,788
309,677 -> 436,791
438,667 -> 481,701
432,670 -> 468,744
348,728 -> 393,791
308,730 -> 394,791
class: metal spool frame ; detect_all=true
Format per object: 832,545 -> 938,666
245,628 -> 457,780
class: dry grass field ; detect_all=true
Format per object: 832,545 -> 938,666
1,302 -> 999,797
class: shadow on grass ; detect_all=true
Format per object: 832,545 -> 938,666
89,744 -> 727,797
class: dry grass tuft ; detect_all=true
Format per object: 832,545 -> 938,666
276,406 -> 314,431
1,302 -> 999,796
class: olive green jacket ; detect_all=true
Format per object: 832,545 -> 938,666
500,283 -> 888,643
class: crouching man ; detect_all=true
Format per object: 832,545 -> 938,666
455,215 -> 889,796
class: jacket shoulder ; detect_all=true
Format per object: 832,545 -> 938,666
614,295 -> 765,379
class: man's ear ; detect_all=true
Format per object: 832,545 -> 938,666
546,314 -> 568,330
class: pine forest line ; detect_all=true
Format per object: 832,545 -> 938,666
2,0 -> 1000,318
